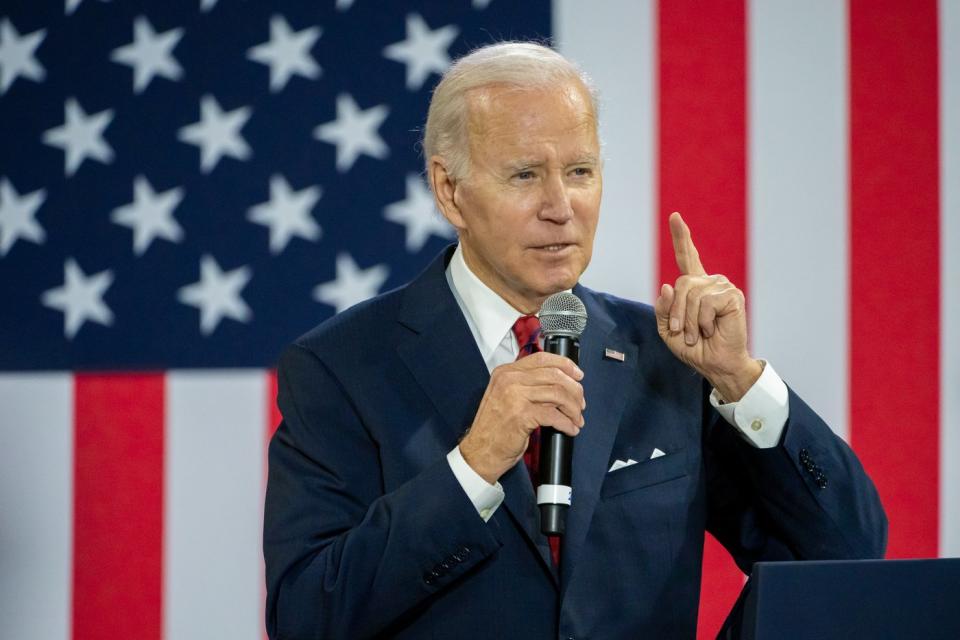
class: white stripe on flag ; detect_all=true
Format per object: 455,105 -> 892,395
941,0 -> 960,558
554,0 -> 656,302
748,0 -> 850,440
0,374 -> 72,640
165,371 -> 267,640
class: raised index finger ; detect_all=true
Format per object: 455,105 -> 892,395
669,212 -> 707,276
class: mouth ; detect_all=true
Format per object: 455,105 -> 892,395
532,243 -> 575,253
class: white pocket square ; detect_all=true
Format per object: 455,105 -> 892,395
650,447 -> 666,459
608,458 -> 638,472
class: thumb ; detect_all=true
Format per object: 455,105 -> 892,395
655,283 -> 674,325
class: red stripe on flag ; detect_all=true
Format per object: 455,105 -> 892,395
849,0 -> 940,558
73,374 -> 164,640
657,1 -> 748,637
263,369 -> 280,640
658,0 -> 749,289
267,369 -> 281,441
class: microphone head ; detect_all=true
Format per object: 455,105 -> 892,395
540,292 -> 588,338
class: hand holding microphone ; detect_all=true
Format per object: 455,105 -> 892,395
459,292 -> 588,537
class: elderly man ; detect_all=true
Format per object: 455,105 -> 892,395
264,43 -> 886,639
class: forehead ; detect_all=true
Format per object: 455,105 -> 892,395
464,81 -> 598,159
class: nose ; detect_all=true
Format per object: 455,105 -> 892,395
538,173 -> 574,223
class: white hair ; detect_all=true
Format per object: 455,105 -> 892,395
423,41 -> 599,182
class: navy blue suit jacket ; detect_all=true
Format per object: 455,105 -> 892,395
264,246 -> 886,639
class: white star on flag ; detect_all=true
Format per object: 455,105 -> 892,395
473,0 -> 493,9
384,173 -> 454,252
336,0 -> 355,11
110,16 -> 184,94
200,0 -> 218,13
314,93 -> 389,173
42,97 -> 115,176
41,258 -> 114,339
0,177 -> 46,256
383,13 -> 458,91
111,175 -> 185,256
313,252 -> 389,314
178,94 -> 253,173
177,255 -> 253,335
0,18 -> 46,94
247,15 -> 321,92
248,174 -> 322,255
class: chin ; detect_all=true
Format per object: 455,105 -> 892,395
553,261 -> 585,287
535,272 -> 580,297
515,256 -> 585,300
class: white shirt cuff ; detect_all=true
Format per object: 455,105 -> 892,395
447,446 -> 505,522
709,360 -> 789,449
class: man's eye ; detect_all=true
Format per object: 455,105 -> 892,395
515,171 -> 534,180
571,167 -> 592,177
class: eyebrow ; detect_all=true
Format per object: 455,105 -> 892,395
569,154 -> 599,165
505,155 -> 599,172
504,160 -> 543,172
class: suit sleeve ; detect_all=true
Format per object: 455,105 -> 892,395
705,384 -> 887,571
264,343 -> 502,640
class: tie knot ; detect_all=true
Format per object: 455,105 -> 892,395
512,315 -> 541,358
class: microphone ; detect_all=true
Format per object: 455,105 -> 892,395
537,291 -> 588,536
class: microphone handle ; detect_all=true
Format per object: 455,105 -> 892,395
539,334 -> 579,536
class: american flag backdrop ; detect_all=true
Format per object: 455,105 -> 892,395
0,0 -> 956,638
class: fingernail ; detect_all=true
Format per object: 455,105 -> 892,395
670,318 -> 680,332
660,283 -> 669,297
684,332 -> 696,345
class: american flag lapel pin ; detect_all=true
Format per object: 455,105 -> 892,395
604,348 -> 626,362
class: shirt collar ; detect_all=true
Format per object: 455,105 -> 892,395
446,243 -> 527,363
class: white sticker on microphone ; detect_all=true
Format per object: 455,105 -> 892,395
536,484 -> 572,506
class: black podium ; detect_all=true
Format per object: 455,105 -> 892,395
732,558 -> 960,639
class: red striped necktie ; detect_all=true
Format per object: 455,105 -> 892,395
511,315 -> 561,567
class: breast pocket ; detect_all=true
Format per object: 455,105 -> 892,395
601,448 -> 689,499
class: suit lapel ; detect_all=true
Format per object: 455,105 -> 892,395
396,311 -> 489,447
395,247 -> 558,584
560,287 -> 640,594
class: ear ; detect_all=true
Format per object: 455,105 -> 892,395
429,156 -> 466,231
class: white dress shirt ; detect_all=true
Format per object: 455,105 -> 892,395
443,244 -> 789,522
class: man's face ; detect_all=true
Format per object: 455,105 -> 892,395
447,81 -> 602,313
